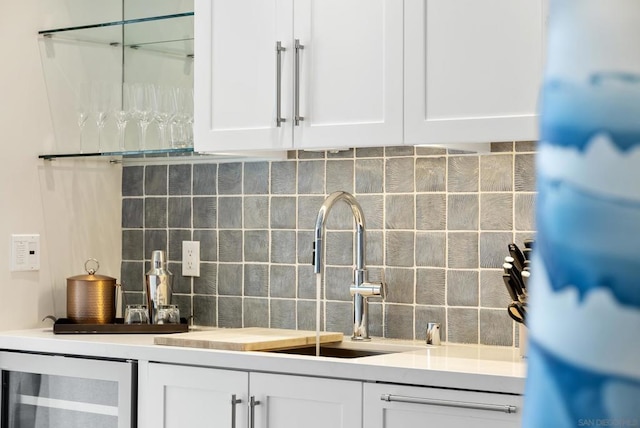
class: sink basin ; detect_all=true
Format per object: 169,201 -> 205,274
267,345 -> 388,359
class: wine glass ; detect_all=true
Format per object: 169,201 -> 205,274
75,83 -> 90,153
131,83 -> 154,150
171,86 -> 194,148
112,83 -> 132,152
92,82 -> 110,152
152,85 -> 177,149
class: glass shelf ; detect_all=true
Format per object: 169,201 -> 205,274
38,12 -> 194,59
39,147 -> 194,161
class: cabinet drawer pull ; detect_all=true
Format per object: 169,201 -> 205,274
230,394 -> 242,428
380,394 -> 517,414
276,41 -> 286,127
294,39 -> 305,126
249,395 -> 261,428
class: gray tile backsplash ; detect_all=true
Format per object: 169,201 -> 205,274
121,143 -> 536,346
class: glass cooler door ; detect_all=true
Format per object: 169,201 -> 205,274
0,352 -> 136,428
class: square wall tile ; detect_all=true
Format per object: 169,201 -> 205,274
218,163 -> 243,195
121,261 -> 144,293
480,193 -> 513,230
298,196 -> 325,230
355,159 -> 384,194
385,268 -> 415,304
194,295 -> 216,327
271,197 -> 296,229
244,264 -> 268,297
122,198 -> 143,228
416,194 -> 446,230
244,230 -> 269,262
325,231 -> 354,266
217,264 -> 242,296
480,309 -> 513,346
448,308 -> 478,344
416,232 -> 446,267
480,269 -> 511,308
326,159 -> 354,194
447,270 -> 479,306
271,161 -> 297,194
244,162 -> 269,195
270,265 -> 296,298
144,230 -> 167,259
416,268 -> 445,305
122,166 -> 143,196
385,158 -> 414,193
480,154 -> 513,192
297,300 -> 324,331
271,230 -> 296,264
218,296 -> 242,328
193,164 -> 217,195
447,232 -> 478,269
297,265 -> 318,300
144,198 -> 167,229
386,146 -> 414,157
244,298 -> 269,327
358,195 -> 384,230
194,263 -> 217,295
244,196 -> 269,229
122,230 -> 143,261
365,230 -> 384,266
218,197 -> 243,229
193,197 -> 217,228
448,194 -> 479,230
170,262 -> 191,294
416,157 -> 446,192
515,193 -> 536,231
168,164 -> 191,195
324,266 -> 353,301
193,229 -> 217,262
356,147 -> 384,158
385,304 -> 414,339
172,294 -> 192,321
168,229 -> 191,262
448,156 -> 478,192
515,154 -> 536,191
479,232 -> 513,269
219,230 -> 243,262
298,161 -> 325,194
325,201 -> 355,230
270,299 -> 296,329
145,165 -> 167,195
385,231 -> 414,268
326,301 -> 354,335
385,195 -> 415,229
168,197 -> 191,229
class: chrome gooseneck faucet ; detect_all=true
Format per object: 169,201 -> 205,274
313,191 -> 383,341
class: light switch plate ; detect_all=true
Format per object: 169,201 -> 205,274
11,234 -> 40,271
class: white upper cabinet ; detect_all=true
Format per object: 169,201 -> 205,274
404,0 -> 545,145
194,0 -> 403,152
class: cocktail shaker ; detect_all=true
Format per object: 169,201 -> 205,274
145,250 -> 173,324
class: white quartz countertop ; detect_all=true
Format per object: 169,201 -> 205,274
0,328 -> 527,395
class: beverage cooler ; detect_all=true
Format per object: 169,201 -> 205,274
0,351 -> 136,428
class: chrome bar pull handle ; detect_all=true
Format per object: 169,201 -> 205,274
294,39 -> 305,126
276,41 -> 286,127
230,394 -> 242,428
380,394 -> 518,414
249,396 -> 261,428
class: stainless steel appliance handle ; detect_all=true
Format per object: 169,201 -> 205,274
294,39 -> 304,126
276,41 -> 286,127
231,394 -> 242,428
249,396 -> 261,428
380,394 -> 517,414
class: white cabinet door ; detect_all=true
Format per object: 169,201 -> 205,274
144,363 -> 248,428
293,0 -> 403,149
195,0 -> 403,153
251,372 -> 362,428
405,0 -> 545,145
194,0 -> 294,152
364,382 -> 522,428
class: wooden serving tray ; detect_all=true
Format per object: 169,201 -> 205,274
53,318 -> 189,334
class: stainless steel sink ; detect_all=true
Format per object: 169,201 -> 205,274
268,345 -> 388,359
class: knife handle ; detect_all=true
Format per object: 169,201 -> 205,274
502,274 -> 519,302
508,243 -> 526,272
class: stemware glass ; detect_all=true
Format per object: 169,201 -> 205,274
92,82 -> 110,152
112,83 -> 132,152
75,83 -> 90,153
171,86 -> 194,148
152,85 -> 177,149
132,83 -> 154,150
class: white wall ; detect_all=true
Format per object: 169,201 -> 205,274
0,1 -> 122,330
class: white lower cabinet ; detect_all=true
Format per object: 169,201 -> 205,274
363,382 -> 523,428
142,362 -> 362,428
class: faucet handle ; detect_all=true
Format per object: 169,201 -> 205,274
350,282 -> 382,298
